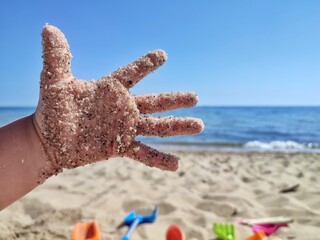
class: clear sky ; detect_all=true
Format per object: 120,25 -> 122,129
0,1 -> 320,106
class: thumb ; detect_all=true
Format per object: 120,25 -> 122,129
41,24 -> 72,85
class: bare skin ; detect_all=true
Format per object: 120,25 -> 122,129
0,116 -> 46,210
34,24 -> 204,179
0,25 -> 204,210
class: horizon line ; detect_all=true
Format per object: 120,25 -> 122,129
0,105 -> 319,108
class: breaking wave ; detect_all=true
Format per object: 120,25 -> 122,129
244,140 -> 319,151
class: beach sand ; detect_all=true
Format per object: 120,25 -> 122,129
0,151 -> 320,240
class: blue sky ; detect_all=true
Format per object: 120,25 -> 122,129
0,1 -> 320,106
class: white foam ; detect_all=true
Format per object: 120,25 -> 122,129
244,140 -> 306,151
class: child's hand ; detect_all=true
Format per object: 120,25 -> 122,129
34,25 -> 204,179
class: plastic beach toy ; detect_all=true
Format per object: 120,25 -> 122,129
239,217 -> 293,226
246,230 -> 267,240
71,221 -> 101,240
117,206 -> 158,240
213,223 -> 236,240
166,224 -> 186,240
251,223 -> 288,235
71,207 -> 158,240
239,216 -> 292,236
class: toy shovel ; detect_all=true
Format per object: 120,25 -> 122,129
117,206 -> 158,240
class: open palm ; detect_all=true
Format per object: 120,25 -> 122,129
34,25 -> 204,178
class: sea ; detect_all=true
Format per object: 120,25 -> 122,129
1,106 -> 320,152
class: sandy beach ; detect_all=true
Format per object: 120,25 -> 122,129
0,151 -> 320,240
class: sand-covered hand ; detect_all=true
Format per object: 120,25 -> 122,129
34,25 -> 204,180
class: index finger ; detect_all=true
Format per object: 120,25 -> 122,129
105,49 -> 167,88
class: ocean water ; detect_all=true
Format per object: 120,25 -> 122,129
1,106 -> 320,152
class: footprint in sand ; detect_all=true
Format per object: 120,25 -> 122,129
22,198 -> 53,219
192,215 -> 207,227
295,192 -> 320,210
196,200 -> 236,217
241,175 -> 252,183
253,189 -> 264,195
187,227 -> 207,240
49,208 -> 83,225
18,199 -> 83,240
94,168 -> 107,177
122,199 -> 150,212
158,202 -> 176,215
72,180 -> 85,188
256,194 -> 289,206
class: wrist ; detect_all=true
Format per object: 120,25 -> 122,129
31,113 -> 63,180
24,114 -> 51,183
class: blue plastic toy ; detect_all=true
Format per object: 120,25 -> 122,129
117,206 -> 158,240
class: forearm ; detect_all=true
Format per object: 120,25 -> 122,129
0,115 -> 46,210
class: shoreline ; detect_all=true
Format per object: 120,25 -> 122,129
144,142 -> 320,153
